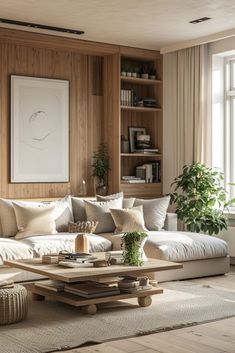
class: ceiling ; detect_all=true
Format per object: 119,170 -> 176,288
0,0 -> 235,51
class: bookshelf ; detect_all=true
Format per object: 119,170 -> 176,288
119,48 -> 163,198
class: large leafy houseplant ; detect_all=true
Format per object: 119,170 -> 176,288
92,143 -> 110,195
170,162 -> 231,235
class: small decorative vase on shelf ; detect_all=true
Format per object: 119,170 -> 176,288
122,232 -> 148,266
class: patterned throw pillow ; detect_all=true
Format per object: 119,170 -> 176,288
68,221 -> 99,233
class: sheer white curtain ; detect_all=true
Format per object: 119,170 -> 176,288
163,44 -> 211,194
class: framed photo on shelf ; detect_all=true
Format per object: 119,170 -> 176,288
11,75 -> 69,183
129,127 -> 146,153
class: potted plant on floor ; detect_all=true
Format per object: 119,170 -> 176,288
170,162 -> 234,235
92,143 -> 110,196
122,231 -> 148,266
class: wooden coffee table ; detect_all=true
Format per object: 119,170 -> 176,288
5,258 -> 182,314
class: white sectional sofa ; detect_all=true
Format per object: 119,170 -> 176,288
0,195 -> 230,283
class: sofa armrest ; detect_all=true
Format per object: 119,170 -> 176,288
164,213 -> 178,231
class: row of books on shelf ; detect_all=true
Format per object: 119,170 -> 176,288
121,89 -> 136,106
122,161 -> 161,184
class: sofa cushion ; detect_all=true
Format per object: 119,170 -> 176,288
0,238 -> 33,265
0,196 -> 74,237
13,202 -> 57,239
71,197 -> 88,222
134,196 -> 170,231
84,198 -> 123,234
96,192 -> 135,209
20,233 -> 112,257
110,206 -> 147,233
144,231 -> 229,262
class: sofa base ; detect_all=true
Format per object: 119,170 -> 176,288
150,256 -> 230,282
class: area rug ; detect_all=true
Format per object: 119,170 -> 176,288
1,281 -> 235,353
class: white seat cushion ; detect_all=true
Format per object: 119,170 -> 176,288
19,233 -> 112,257
144,231 -> 229,262
0,238 -> 33,265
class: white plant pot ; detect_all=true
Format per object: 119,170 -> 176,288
149,75 -> 156,80
132,72 -> 137,78
127,72 -> 132,77
141,73 -> 149,79
121,71 -> 127,77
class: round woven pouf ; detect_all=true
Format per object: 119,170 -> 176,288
0,284 -> 28,325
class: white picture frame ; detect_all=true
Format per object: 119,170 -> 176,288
11,75 -> 69,183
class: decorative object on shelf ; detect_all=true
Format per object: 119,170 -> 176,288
78,179 -> 87,196
136,134 -> 151,149
126,67 -> 132,77
93,259 -> 109,267
149,66 -> 157,80
11,75 -> 69,183
122,231 -> 148,266
170,162 -> 234,235
141,66 -> 149,79
75,234 -> 90,253
121,135 -> 130,153
129,127 -> 146,153
92,143 -> 110,195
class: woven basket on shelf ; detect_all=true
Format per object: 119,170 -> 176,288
0,284 -> 28,325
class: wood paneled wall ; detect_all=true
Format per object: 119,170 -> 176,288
0,31 -> 107,198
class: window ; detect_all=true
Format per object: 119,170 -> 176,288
212,55 -> 235,199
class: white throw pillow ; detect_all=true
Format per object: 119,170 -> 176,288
110,206 -> 147,233
96,192 -> 135,209
13,202 -> 57,239
0,196 -> 73,237
84,198 -> 123,234
134,196 -> 170,230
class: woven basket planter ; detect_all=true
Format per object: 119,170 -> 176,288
0,284 -> 28,325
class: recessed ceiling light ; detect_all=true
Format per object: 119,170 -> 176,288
189,17 -> 211,24
0,18 -> 85,35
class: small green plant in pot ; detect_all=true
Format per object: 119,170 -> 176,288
92,143 -> 110,196
170,162 -> 232,235
121,232 -> 148,266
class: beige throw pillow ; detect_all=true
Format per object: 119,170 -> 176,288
110,206 -> 147,233
84,198 -> 123,234
13,203 -> 57,239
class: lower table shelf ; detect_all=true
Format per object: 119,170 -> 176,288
26,283 -> 163,314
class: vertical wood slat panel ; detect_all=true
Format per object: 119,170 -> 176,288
0,41 -> 104,198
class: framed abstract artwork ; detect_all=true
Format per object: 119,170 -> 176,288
11,75 -> 69,182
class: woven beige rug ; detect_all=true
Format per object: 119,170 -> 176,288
1,281 -> 235,353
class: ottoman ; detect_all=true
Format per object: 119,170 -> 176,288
0,284 -> 28,325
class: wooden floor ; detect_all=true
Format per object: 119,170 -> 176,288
55,266 -> 235,353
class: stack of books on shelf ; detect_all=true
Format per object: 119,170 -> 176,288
64,283 -> 120,298
136,161 -> 161,183
120,89 -> 136,106
121,176 -> 146,184
134,148 -> 159,154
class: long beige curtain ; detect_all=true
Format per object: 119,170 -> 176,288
163,44 -> 211,195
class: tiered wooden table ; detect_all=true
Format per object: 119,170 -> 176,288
4,258 -> 182,315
